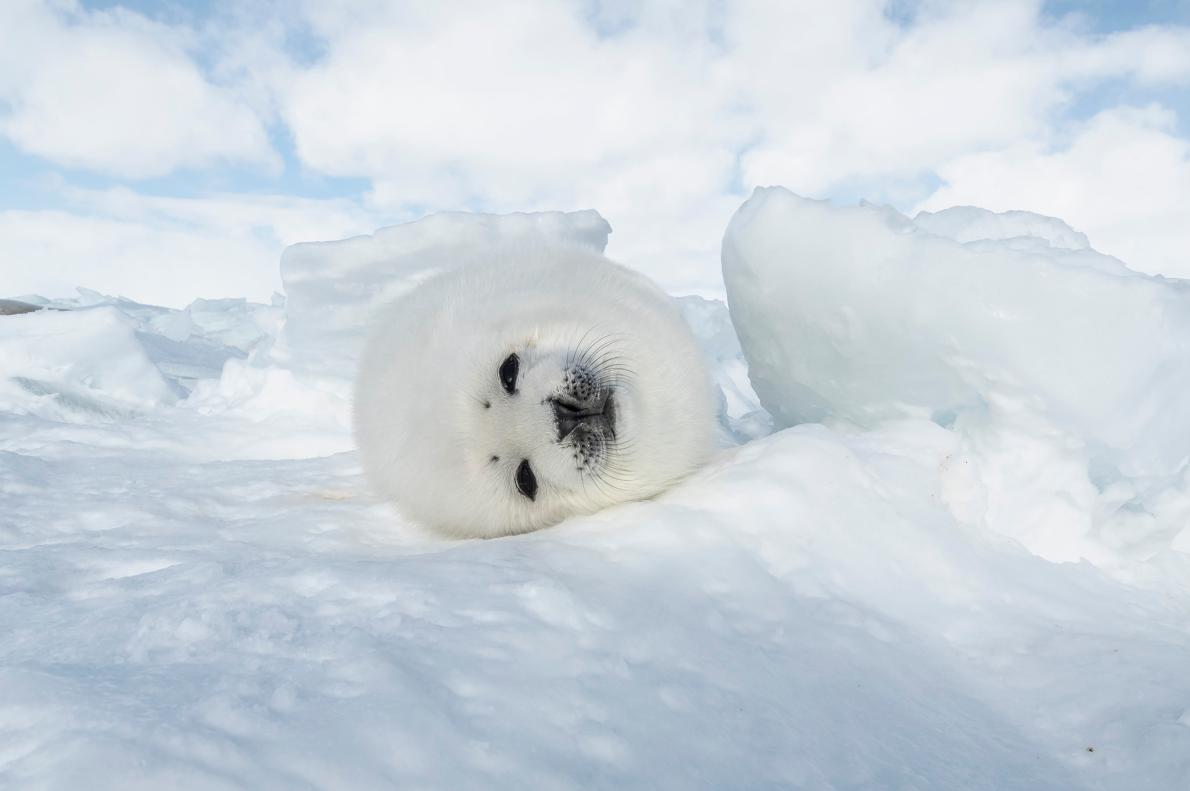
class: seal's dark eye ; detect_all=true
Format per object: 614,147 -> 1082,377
515,459 -> 537,501
499,353 -> 519,394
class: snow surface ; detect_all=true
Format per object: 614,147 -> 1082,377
3,204 -> 1190,789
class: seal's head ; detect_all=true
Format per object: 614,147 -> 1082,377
354,242 -> 715,537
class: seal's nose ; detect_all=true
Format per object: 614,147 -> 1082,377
551,395 -> 614,441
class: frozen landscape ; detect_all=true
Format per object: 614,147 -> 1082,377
3,192 -> 1190,790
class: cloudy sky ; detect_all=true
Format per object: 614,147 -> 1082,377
2,0 -> 1188,306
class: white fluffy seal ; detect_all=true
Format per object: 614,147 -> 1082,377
354,243 -> 715,538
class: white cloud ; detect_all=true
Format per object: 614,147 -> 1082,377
280,1 -> 731,199
1059,24 -> 1190,85
255,0 -> 1190,287
0,190 -> 384,307
0,209 -> 279,306
0,0 -> 275,178
60,186 -> 384,249
919,105 -> 1190,279
735,2 -> 1190,195
267,0 -> 743,291
4,0 -> 1190,302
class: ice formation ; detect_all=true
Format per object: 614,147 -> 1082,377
724,187 -> 1190,566
0,304 -> 177,418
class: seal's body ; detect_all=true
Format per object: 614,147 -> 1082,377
354,243 -> 715,537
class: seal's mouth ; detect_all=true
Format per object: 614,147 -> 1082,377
551,391 -> 615,442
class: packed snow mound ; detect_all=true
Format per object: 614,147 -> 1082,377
277,209 -> 610,378
723,187 -> 1190,566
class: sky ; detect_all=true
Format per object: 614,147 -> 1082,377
1,0 -> 1189,306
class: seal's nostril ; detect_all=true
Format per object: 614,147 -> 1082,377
551,393 -> 615,443
551,398 -> 583,441
552,400 -> 582,417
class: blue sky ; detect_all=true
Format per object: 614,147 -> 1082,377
1043,0 -> 1190,30
2,0 -> 1189,304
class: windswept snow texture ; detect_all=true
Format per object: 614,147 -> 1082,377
3,207 -> 1190,789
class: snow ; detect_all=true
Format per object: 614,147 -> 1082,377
3,204 -> 1190,789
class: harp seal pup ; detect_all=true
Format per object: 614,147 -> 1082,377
354,242 -> 716,538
